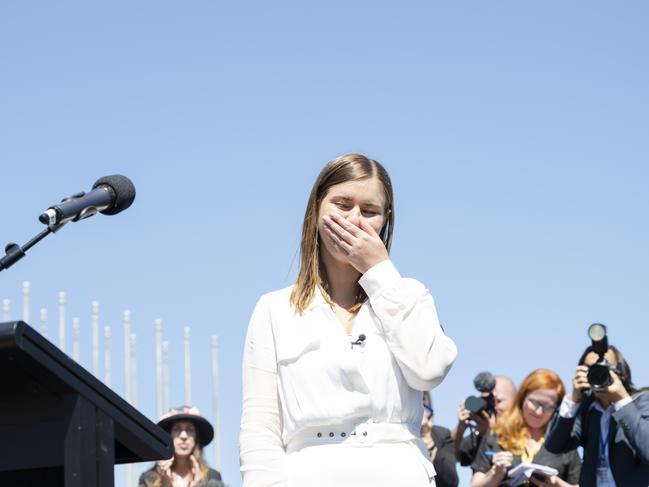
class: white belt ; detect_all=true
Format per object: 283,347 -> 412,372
286,419 -> 419,453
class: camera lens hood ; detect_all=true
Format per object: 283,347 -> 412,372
465,395 -> 488,414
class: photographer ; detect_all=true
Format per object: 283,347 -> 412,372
453,375 -> 517,466
546,342 -> 649,486
471,369 -> 580,487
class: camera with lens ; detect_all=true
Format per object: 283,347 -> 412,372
465,371 -> 497,416
586,323 -> 619,391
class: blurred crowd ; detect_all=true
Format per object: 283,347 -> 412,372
420,336 -> 649,487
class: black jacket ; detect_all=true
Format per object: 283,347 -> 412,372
429,425 -> 459,487
138,467 -> 223,487
545,391 -> 649,487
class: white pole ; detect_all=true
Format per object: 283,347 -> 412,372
119,319 -> 132,487
128,331 -> 138,487
104,325 -> 112,387
58,291 -> 66,352
155,319 -> 163,418
92,301 -> 100,376
162,340 -> 170,413
123,310 -> 131,403
72,317 -> 80,362
211,335 -> 221,470
130,332 -> 138,408
2,298 -> 9,321
22,281 -> 30,323
40,308 -> 48,338
183,326 -> 191,405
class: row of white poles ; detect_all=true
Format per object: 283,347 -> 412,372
3,281 -> 222,477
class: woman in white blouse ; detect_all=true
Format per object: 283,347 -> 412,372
240,153 -> 458,487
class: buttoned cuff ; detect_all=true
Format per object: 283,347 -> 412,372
359,259 -> 400,299
613,396 -> 633,411
558,397 -> 579,418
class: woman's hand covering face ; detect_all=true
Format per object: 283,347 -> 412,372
322,212 -> 388,274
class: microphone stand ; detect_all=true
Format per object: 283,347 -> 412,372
0,222 -> 66,273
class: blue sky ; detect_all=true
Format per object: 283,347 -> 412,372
1,2 -> 647,486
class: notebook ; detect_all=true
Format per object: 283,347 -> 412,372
506,462 -> 559,486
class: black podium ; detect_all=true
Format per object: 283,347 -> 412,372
0,321 -> 173,486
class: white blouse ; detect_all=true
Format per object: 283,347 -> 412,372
240,260 -> 458,486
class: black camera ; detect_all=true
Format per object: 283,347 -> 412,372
586,323 -> 619,391
465,371 -> 497,416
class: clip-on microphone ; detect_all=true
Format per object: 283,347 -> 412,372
350,334 -> 366,349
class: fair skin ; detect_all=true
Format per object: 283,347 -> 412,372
471,389 -> 576,487
318,177 -> 389,334
156,420 -> 204,487
571,350 -> 629,408
453,377 -> 516,453
493,377 -> 517,416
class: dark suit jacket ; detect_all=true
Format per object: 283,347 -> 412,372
545,391 -> 649,487
430,425 -> 459,487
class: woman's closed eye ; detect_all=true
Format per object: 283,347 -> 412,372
361,208 -> 380,217
334,201 -> 353,210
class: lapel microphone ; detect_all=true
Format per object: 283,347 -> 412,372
350,334 -> 366,349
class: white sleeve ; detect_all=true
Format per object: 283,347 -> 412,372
613,396 -> 633,411
359,260 -> 458,391
558,397 -> 579,418
240,295 -> 288,487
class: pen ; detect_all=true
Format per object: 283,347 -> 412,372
484,451 -> 496,458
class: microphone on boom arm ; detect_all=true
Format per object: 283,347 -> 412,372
0,175 -> 136,272
39,175 -> 136,227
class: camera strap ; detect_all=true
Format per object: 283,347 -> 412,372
596,407 -> 616,486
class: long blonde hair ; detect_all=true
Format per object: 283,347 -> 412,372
141,444 -> 210,487
289,153 -> 394,314
492,369 -> 565,454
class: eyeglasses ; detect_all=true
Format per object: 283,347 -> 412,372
525,397 -> 557,413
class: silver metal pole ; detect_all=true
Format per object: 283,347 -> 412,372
40,308 -> 48,338
211,335 -> 221,470
58,292 -> 66,352
22,281 -> 30,323
72,317 -> 80,362
126,323 -> 135,487
130,332 -> 138,408
104,325 -> 112,387
2,298 -> 9,321
155,318 -> 163,418
162,340 -> 170,413
127,330 -> 138,487
123,310 -> 132,403
92,301 -> 100,376
183,325 -> 191,405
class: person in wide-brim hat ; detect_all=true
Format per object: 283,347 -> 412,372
138,406 -> 222,487
157,405 -> 215,448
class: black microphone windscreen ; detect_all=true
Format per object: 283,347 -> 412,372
473,371 -> 496,393
93,175 -> 136,215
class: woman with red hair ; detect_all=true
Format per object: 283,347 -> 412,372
471,369 -> 581,487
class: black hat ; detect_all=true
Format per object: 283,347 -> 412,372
157,405 -> 214,447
